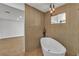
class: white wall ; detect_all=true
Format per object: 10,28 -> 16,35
0,18 -> 24,39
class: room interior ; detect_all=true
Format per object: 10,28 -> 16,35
0,3 -> 79,56
25,3 -> 79,56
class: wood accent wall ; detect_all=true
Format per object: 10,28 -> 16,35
45,4 -> 79,56
25,3 -> 79,56
25,4 -> 45,51
76,4 -> 79,56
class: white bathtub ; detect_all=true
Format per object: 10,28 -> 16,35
40,37 -> 66,56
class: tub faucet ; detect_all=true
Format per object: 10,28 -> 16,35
43,27 -> 46,37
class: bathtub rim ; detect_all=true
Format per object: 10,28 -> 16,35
40,37 -> 66,54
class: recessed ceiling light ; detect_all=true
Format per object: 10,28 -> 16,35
5,11 -> 10,14
19,16 -> 22,18
17,16 -> 23,21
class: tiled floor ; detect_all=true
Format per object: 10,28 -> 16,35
25,48 -> 43,56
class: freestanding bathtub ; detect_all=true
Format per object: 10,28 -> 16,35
40,37 -> 66,56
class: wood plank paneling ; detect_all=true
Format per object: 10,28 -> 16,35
25,3 -> 79,56
45,4 -> 78,56
25,4 -> 45,51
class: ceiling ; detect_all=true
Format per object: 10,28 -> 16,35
0,3 -> 65,22
0,3 -> 24,22
3,3 -> 24,11
27,3 -> 66,12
